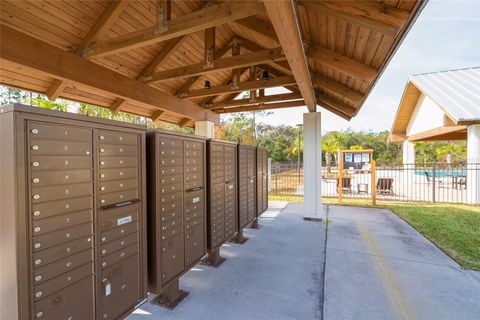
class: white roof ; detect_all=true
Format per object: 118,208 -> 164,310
410,67 -> 480,122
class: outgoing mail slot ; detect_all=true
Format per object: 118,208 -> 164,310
100,232 -> 139,257
185,179 -> 203,190
99,189 -> 139,207
31,182 -> 93,203
100,254 -> 141,320
30,155 -> 92,171
99,168 -> 138,181
101,243 -> 139,270
30,140 -> 92,156
31,169 -> 92,187
100,178 -> 138,194
98,201 -> 140,221
33,234 -> 93,265
34,262 -> 93,302
33,249 -> 94,283
98,131 -> 138,146
33,275 -> 95,320
33,223 -> 93,253
32,196 -> 93,220
32,209 -> 93,237
100,221 -> 139,244
28,122 -> 92,142
99,156 -> 138,169
185,225 -> 204,266
161,234 -> 184,285
99,144 -> 138,156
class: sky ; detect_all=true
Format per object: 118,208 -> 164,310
222,0 -> 480,133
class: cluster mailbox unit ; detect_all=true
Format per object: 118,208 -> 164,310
203,139 -> 238,266
0,104 -> 147,320
146,130 -> 207,307
256,147 -> 269,217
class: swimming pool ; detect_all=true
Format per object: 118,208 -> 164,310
415,169 -> 467,177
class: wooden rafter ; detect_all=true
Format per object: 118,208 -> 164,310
151,109 -> 165,122
146,47 -> 285,83
307,45 -> 377,83
79,0 -> 129,54
0,26 -> 219,123
206,92 -> 303,109
178,117 -> 190,127
84,1 -> 265,58
316,92 -> 354,121
110,98 -> 126,112
46,79 -> 67,101
138,36 -> 186,80
217,100 -> 305,113
234,16 -> 279,42
311,74 -> 363,105
183,76 -> 296,99
264,0 -> 317,112
155,0 -> 171,33
204,27 -> 215,69
237,37 -> 292,75
298,1 -> 409,37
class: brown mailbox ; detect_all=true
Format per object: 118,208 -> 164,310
256,147 -> 269,217
146,130 -> 207,308
0,104 -> 147,320
202,139 -> 238,267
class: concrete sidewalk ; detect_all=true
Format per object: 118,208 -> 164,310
127,201 -> 325,320
324,205 -> 480,320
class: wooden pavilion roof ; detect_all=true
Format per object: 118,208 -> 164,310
0,0 -> 426,127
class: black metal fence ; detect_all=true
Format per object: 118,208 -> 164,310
271,162 -> 480,204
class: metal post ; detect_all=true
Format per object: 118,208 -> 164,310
297,124 -> 302,182
432,162 -> 436,203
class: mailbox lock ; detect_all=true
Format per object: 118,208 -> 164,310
100,148 -> 105,153
102,262 -> 107,267
34,243 -> 41,249
31,129 -> 39,134
34,227 -> 41,233
100,187 -> 105,191
32,162 -> 40,167
35,275 -> 42,282
35,291 -> 42,298
32,145 -> 39,151
99,135 -> 105,140
33,210 -> 41,217
33,178 -> 40,183
36,311 -> 43,318
86,150 -> 91,155
100,161 -> 105,166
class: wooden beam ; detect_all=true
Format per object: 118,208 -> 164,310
315,92 -> 354,121
0,26 -> 219,123
110,98 -> 126,112
151,109 -> 165,122
85,1 -> 264,58
206,92 -> 303,109
311,74 -> 363,105
264,0 -> 317,112
249,66 -> 256,101
178,117 -> 190,127
298,1 -> 407,37
155,0 -> 171,33
204,27 -> 215,69
183,76 -> 296,99
176,37 -> 235,95
79,0 -> 129,53
138,36 -> 186,80
307,45 -> 377,83
46,79 -> 67,101
407,126 -> 468,142
234,16 -> 279,42
218,100 -> 305,113
146,47 -> 285,83
232,38 -> 242,85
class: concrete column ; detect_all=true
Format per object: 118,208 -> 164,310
194,120 -> 215,138
466,124 -> 480,204
402,140 -> 415,167
267,158 -> 272,192
303,112 -> 322,221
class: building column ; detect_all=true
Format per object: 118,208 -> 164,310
467,124 -> 480,204
303,112 -> 322,221
402,140 -> 415,167
194,120 -> 215,138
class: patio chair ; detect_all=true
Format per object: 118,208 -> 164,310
424,171 -> 443,186
337,177 -> 352,193
377,178 -> 394,195
453,176 -> 467,189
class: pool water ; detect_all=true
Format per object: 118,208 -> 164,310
415,169 -> 467,177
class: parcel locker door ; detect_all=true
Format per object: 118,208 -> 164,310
100,254 -> 142,320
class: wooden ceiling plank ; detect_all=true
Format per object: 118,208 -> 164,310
218,100 -> 305,113
307,45 -> 377,83
79,0 -> 129,52
298,1 -> 401,37
311,74 -> 363,105
110,98 -> 126,112
183,75 -> 296,99
206,92 -> 303,109
316,92 -> 356,115
138,36 -> 186,79
46,79 -> 67,101
1,26 -> 219,123
264,0 -> 317,112
234,16 -> 279,42
146,47 -> 286,83
85,1 -> 265,58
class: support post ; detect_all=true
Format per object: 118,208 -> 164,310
194,120 -> 215,138
338,153 -> 343,205
201,248 -> 226,268
303,112 -> 323,221
155,278 -> 188,309
268,158 -> 272,192
402,140 -> 415,168
371,159 -> 377,206
467,124 -> 480,204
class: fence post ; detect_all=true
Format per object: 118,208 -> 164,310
338,154 -> 343,205
371,160 -> 376,206
432,163 -> 436,203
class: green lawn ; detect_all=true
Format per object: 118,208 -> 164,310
270,195 -> 480,270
